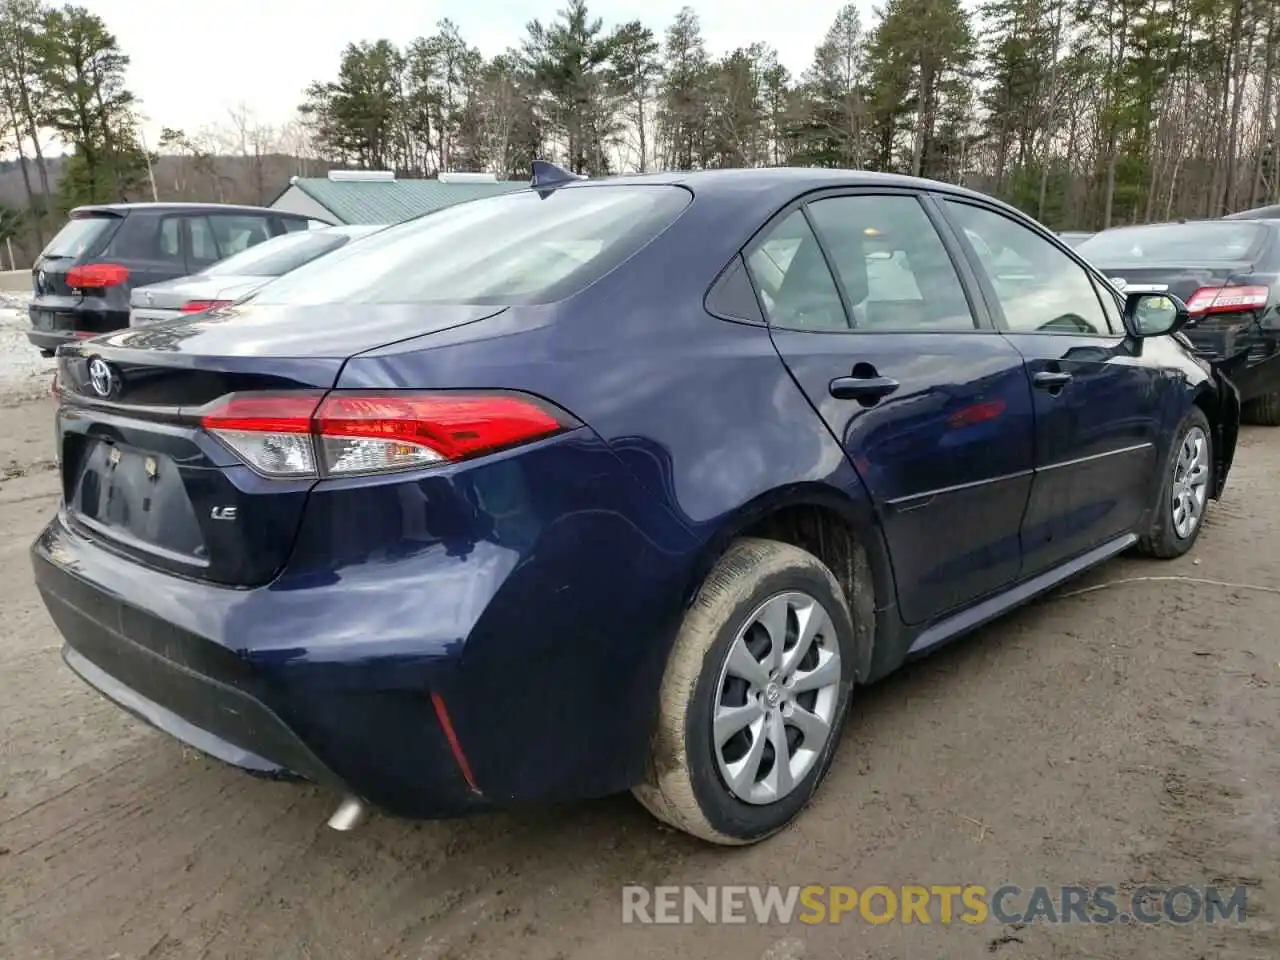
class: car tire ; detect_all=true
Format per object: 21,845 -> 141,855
633,537 -> 856,845
1136,406 -> 1214,559
1243,392 -> 1280,426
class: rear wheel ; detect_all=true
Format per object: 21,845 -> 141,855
1136,407 -> 1213,559
634,538 -> 856,845
1243,392 -> 1280,426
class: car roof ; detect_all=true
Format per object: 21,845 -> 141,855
553,167 -> 1012,213
526,168 -> 1064,247
576,166 -> 990,196
70,201 -> 314,217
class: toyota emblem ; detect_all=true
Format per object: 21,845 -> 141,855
87,357 -> 116,398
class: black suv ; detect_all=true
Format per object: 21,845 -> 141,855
28,202 -> 330,355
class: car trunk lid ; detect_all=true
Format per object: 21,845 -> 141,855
129,276 -> 269,324
55,301 -> 505,587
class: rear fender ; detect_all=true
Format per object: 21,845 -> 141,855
680,476 -> 901,686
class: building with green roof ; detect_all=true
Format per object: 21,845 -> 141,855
268,170 -> 528,225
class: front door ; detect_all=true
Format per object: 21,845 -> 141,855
746,191 -> 1037,626
938,199 -> 1165,576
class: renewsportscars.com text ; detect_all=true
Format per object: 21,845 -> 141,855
621,884 -> 1248,925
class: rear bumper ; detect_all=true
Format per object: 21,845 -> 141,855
1184,322 -> 1280,402
30,431 -> 699,819
33,517 -> 491,818
28,303 -> 129,350
1233,350 -> 1280,403
26,329 -> 77,352
128,307 -> 182,326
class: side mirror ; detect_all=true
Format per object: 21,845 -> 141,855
1123,292 -> 1189,338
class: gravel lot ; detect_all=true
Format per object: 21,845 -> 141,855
0,325 -> 1277,959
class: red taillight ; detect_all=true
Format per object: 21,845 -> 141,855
180,299 -> 233,313
200,391 -> 573,478
65,263 -> 129,289
1184,285 -> 1269,317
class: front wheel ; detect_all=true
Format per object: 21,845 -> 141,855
633,538 -> 856,845
1136,407 -> 1213,559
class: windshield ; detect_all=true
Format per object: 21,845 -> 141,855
1077,222 -> 1263,262
42,215 -> 120,259
202,230 -> 361,278
251,185 -> 692,306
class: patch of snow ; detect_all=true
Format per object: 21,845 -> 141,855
0,292 -> 54,400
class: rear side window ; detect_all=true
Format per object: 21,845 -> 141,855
1077,222 -> 1263,263
42,215 -> 119,259
745,210 -> 848,331
251,185 -> 691,306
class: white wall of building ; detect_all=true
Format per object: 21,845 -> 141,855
269,185 -> 340,224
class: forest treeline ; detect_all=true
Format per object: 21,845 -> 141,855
0,0 -> 1277,265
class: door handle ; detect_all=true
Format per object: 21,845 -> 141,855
829,374 -> 900,402
1032,371 -> 1073,391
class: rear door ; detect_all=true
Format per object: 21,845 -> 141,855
938,198 -> 1165,577
751,189 -> 1036,626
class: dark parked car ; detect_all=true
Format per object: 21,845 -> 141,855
33,165 -> 1239,845
27,202 -> 329,354
1075,219 -> 1280,424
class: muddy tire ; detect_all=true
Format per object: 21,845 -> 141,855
1243,392 -> 1280,427
633,538 -> 856,845
1136,406 -> 1214,559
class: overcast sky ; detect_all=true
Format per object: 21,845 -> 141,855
77,0 -> 873,147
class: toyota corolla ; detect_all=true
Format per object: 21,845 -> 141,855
33,164 -> 1239,845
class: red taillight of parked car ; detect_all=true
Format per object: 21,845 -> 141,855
200,391 -> 576,478
180,299 -> 233,313
1184,285 -> 1269,317
65,263 -> 130,289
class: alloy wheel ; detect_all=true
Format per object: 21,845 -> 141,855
712,591 -> 842,805
1171,425 -> 1209,539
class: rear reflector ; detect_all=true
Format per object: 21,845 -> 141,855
180,299 -> 233,313
66,263 -> 129,289
200,391 -> 575,478
1185,285 -> 1269,317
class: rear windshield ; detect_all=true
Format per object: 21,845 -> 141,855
202,230 -> 362,278
250,185 -> 692,306
1076,222 -> 1263,262
42,215 -> 120,259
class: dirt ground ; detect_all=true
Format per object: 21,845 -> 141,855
1,382 -> 1279,960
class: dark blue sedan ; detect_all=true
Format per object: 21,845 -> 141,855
33,164 -> 1240,845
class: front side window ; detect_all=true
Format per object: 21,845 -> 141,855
744,209 -> 848,331
251,185 -> 691,306
808,195 -> 976,331
945,201 -> 1111,336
